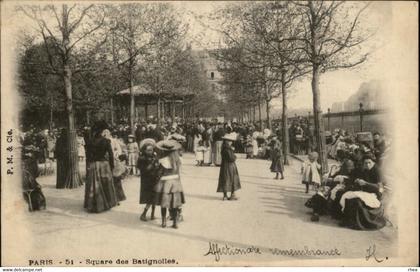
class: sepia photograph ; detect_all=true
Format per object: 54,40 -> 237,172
1,0 -> 418,268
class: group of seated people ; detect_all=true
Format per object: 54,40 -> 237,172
305,148 -> 388,230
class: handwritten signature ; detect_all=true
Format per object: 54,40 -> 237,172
365,244 -> 388,262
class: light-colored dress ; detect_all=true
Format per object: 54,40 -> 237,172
195,146 -> 206,161
193,134 -> 202,152
127,142 -> 139,167
252,131 -> 259,156
301,160 -> 321,185
77,136 -> 85,158
203,145 -> 212,164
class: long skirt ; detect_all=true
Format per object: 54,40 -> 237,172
217,162 -> 241,193
113,177 -> 126,202
84,161 -> 118,213
153,178 -> 185,209
187,135 -> 194,152
195,150 -> 204,161
252,140 -> 258,156
140,176 -> 156,204
341,198 -> 386,230
270,157 -> 284,173
203,149 -> 212,164
56,158 -> 67,189
128,153 -> 138,167
213,141 -> 223,166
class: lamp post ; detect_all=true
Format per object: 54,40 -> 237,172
359,102 -> 364,132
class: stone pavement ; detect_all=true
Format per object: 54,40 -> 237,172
12,153 -> 398,266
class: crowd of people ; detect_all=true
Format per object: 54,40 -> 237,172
18,116 -> 392,231
302,130 -> 392,230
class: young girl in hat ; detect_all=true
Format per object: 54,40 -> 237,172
269,136 -> 284,180
154,140 -> 185,229
138,138 -> 159,221
195,140 -> 206,166
301,152 -> 321,193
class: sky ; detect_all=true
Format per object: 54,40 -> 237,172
5,1 -> 394,112
174,1 -> 394,111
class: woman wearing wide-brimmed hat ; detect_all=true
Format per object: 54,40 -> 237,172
137,138 -> 159,221
217,133 -> 241,200
84,121 -> 118,213
153,140 -> 185,228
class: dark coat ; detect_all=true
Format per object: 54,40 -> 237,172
349,165 -> 382,198
55,132 -> 68,189
137,154 -> 160,204
86,137 -> 114,169
217,143 -> 241,193
270,141 -> 284,173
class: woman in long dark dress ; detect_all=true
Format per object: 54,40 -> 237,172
84,121 -> 118,213
55,128 -> 68,189
217,133 -> 241,200
138,139 -> 159,221
339,154 -> 386,230
269,136 -> 284,180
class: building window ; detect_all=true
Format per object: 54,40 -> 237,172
210,72 -> 214,80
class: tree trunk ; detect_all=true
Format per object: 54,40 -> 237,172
258,99 -> 262,130
171,100 -> 175,122
86,110 -> 90,126
145,103 -> 148,120
281,71 -> 289,165
135,106 -> 138,123
110,97 -> 114,126
129,71 -> 135,135
182,97 -> 185,120
162,101 -> 166,122
157,96 -> 161,126
266,99 -> 271,130
49,95 -> 54,131
311,64 -> 328,173
63,64 -> 82,189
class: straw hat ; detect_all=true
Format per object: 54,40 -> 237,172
222,132 -> 237,142
156,139 -> 182,151
139,138 -> 156,150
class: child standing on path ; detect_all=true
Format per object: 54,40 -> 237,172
127,135 -> 140,175
301,152 -> 321,193
269,136 -> 284,180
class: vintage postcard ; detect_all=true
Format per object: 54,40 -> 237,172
1,0 -> 418,268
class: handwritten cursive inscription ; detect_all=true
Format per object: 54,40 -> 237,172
204,242 -> 341,262
204,242 -> 262,262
